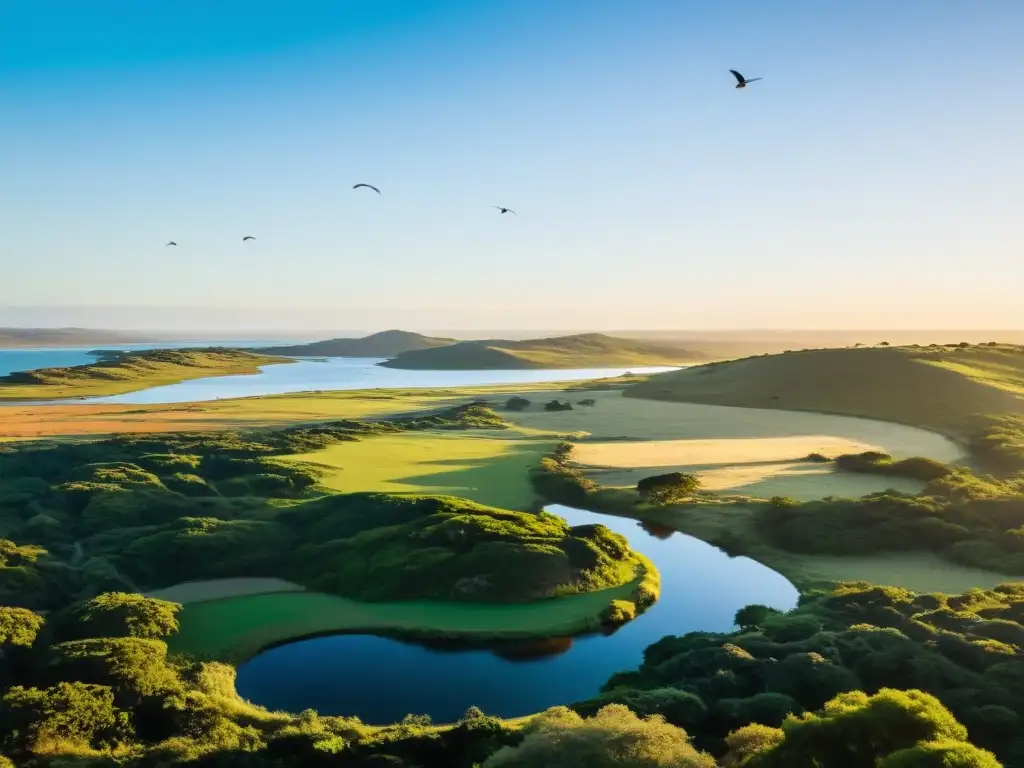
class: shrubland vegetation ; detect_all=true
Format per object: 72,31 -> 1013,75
0,348 -> 289,401
637,472 -> 702,505
0,580 -> 1014,766
567,581 -> 1022,766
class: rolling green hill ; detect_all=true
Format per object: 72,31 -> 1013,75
625,344 -> 1024,437
379,333 -> 704,370
257,329 -> 456,357
0,347 -> 288,401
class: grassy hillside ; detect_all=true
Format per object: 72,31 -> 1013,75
0,347 -> 288,401
626,344 -> 1024,437
380,333 -> 705,370
257,329 -> 456,357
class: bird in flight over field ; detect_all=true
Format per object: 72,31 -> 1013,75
729,69 -> 762,88
353,183 -> 381,194
165,241 -> 177,246
493,206 -> 516,216
242,236 -> 256,241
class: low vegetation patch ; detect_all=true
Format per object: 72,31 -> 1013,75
0,347 -> 290,401
833,450 -> 956,481
380,332 -> 702,370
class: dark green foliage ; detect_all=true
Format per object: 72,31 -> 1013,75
834,451 -> 954,481
0,681 -> 127,754
592,581 -> 1024,764
637,472 -> 702,505
59,592 -> 181,641
503,396 -> 531,411
0,606 -> 44,647
577,398 -> 597,407
735,604 -> 783,632
971,414 -> 1024,476
543,399 -> 573,411
756,477 -> 1024,573
282,494 -> 638,602
572,687 -> 708,730
804,452 -> 830,462
530,443 -> 597,506
726,688 -> 1001,768
482,704 -> 717,767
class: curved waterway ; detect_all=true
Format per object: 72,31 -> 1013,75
81,359 -> 680,405
234,504 -> 798,723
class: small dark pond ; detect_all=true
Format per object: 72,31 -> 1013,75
234,504 -> 798,723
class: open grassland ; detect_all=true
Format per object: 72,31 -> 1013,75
0,348 -> 289,402
0,380 -> 634,438
381,332 -> 701,369
277,431 -> 557,509
626,345 -> 1024,437
145,577 -> 306,604
170,577 -> 644,663
506,390 -> 966,458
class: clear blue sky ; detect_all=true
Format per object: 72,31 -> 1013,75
1,1 -> 1021,330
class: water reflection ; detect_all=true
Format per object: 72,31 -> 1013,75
234,504 -> 798,722
638,519 -> 676,540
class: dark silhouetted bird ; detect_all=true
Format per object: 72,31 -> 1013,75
730,69 -> 762,88
353,183 -> 381,194
242,236 -> 255,241
166,241 -> 177,246
493,206 -> 517,216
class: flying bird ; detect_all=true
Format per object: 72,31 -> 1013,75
242,236 -> 256,241
729,69 -> 762,88
353,183 -> 381,195
165,241 -> 177,246
493,206 -> 516,216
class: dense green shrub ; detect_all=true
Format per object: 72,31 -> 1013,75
637,472 -> 702,505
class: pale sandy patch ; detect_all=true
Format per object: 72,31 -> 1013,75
146,577 -> 305,605
577,435 -> 886,468
507,391 -> 966,462
555,395 -> 966,501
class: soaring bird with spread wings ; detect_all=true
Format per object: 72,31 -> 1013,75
353,183 -> 381,194
493,206 -> 516,216
729,69 -> 762,88
165,241 -> 177,246
242,236 -> 255,241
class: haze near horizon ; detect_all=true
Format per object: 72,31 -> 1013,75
2,1 -> 1022,330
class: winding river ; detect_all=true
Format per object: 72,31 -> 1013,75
234,503 -> 798,723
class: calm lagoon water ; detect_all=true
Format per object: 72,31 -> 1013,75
88,359 -> 680,405
234,503 -> 798,723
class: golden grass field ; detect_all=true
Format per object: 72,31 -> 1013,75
276,431 -> 557,510
626,345 -> 1024,437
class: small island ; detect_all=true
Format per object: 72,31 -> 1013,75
379,332 -> 705,370
257,329 -> 456,357
0,347 -> 289,401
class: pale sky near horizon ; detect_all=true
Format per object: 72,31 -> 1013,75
1,1 -> 1022,331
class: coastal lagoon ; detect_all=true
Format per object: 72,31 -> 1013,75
233,503 -> 798,723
